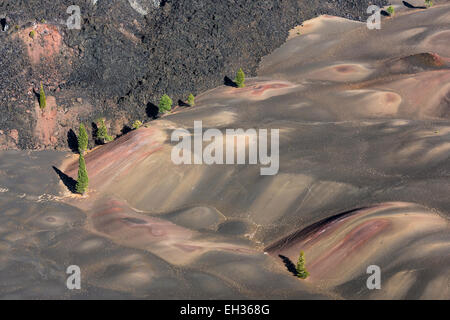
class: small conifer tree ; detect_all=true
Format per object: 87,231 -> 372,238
296,251 -> 309,279
386,5 -> 395,16
188,93 -> 195,107
132,120 -> 143,130
75,154 -> 89,195
39,82 -> 46,109
78,123 -> 88,154
235,68 -> 246,88
158,94 -> 173,113
96,118 -> 113,144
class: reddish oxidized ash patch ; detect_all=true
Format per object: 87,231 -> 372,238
34,96 -> 58,147
334,65 -> 359,73
91,198 -> 191,240
306,218 -> 390,279
246,83 -> 292,96
64,127 -> 165,191
85,197 -> 255,262
19,24 -> 64,65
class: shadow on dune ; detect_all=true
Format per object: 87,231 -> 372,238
403,1 -> 426,9
121,125 -> 132,136
0,18 -> 7,32
178,99 -> 190,107
146,102 -> 159,119
53,166 -> 77,193
91,121 -> 99,143
32,87 -> 41,101
279,255 -> 298,277
67,129 -> 78,153
224,76 -> 238,88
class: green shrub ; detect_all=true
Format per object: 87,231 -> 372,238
158,94 -> 173,113
296,251 -> 309,279
96,118 -> 113,144
235,68 -> 246,88
75,154 -> 89,195
386,5 -> 395,16
29,30 -> 36,38
39,82 -> 46,109
187,93 -> 195,107
132,120 -> 143,130
78,123 -> 88,154
425,0 -> 433,7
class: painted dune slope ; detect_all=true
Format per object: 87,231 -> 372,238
54,4 -> 450,299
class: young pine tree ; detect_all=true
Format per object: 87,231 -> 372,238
78,123 -> 88,155
235,68 -> 246,88
187,93 -> 195,107
386,5 -> 395,16
96,118 -> 113,144
296,251 -> 309,279
39,82 -> 46,109
75,154 -> 89,195
132,120 -> 143,130
158,94 -> 173,113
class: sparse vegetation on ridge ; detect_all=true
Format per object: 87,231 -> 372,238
296,251 -> 309,279
96,118 -> 113,144
75,154 -> 89,195
235,68 -> 246,88
77,123 -> 88,154
159,94 -> 173,113
39,82 -> 46,109
188,93 -> 195,107
132,120 -> 143,130
386,5 -> 395,16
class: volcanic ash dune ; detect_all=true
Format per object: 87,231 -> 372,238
56,4 -> 450,299
88,197 -> 255,265
266,202 -> 450,299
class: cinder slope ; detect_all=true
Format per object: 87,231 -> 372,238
58,3 -> 450,299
